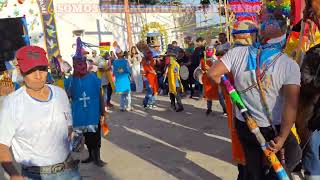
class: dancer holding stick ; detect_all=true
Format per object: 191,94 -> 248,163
209,11 -> 302,180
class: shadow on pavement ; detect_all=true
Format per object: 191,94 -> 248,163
105,93 -> 235,180
73,152 -> 115,180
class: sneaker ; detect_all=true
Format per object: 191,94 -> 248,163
159,89 -> 163,95
171,104 -> 176,110
120,109 -> 125,112
206,109 -> 212,116
94,159 -> 107,167
223,112 -> 228,117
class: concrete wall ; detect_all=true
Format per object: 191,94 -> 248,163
0,0 -> 190,63
53,0 -> 187,62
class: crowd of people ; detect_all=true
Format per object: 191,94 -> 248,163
0,4 -> 319,180
0,34 -> 231,179
76,35 -> 230,115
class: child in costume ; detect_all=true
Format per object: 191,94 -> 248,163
105,52 -> 115,108
97,54 -> 115,109
65,37 -> 106,167
141,49 -> 159,97
155,55 -> 167,95
166,45 -> 184,112
200,47 -> 220,115
113,50 -> 132,111
142,76 -> 156,109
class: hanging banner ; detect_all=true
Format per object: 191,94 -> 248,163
228,0 -> 262,22
290,0 -> 304,26
99,42 -> 111,52
37,0 -> 60,58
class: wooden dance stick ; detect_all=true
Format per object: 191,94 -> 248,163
221,75 -> 290,180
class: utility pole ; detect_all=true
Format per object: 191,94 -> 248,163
224,0 -> 230,42
124,0 -> 133,48
218,0 -> 223,33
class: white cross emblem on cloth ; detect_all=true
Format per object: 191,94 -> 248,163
79,92 -> 90,108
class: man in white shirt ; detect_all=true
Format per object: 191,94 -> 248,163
209,13 -> 301,179
0,46 -> 81,180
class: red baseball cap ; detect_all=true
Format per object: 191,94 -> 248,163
16,46 -> 49,73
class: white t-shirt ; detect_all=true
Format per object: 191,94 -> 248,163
0,85 -> 72,166
221,46 -> 301,127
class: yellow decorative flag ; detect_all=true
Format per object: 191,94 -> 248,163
99,42 -> 111,56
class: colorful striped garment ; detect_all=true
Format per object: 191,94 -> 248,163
229,0 -> 262,22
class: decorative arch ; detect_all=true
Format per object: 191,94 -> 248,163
140,22 -> 169,47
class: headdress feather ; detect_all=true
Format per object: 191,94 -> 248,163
73,37 -> 86,61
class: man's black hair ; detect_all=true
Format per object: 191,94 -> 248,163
301,44 -> 320,90
218,32 -> 227,37
21,66 -> 48,77
196,37 -> 204,42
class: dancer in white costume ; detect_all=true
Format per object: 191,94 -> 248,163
129,46 -> 143,93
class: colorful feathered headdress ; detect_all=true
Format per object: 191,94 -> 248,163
265,0 -> 291,17
229,0 -> 261,46
232,20 -> 258,46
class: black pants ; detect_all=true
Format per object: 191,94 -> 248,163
236,120 -> 302,180
181,79 -> 190,91
106,83 -> 112,104
189,68 -> 195,96
237,164 -> 248,180
169,92 -> 183,108
84,123 -> 101,149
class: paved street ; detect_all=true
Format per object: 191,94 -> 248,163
1,93 -> 237,180
79,93 -> 237,180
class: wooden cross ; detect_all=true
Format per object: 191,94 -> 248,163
79,92 -> 90,108
85,19 -> 112,43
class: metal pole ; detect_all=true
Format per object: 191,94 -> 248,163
218,0 -> 223,33
124,0 -> 133,48
224,0 -> 230,42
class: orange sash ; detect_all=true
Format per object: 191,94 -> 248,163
200,59 -> 219,100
